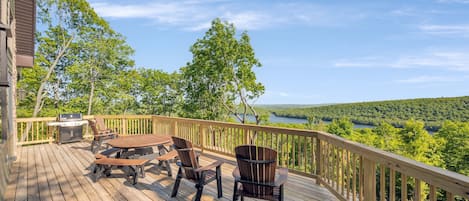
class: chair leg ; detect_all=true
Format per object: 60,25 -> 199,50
164,160 -> 172,177
96,139 -> 103,152
279,184 -> 284,201
139,165 -> 145,178
171,167 -> 183,197
216,166 -> 222,198
93,164 -> 104,182
194,184 -> 204,201
91,141 -> 97,153
232,181 -> 239,201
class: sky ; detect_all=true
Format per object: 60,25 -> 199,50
88,0 -> 469,104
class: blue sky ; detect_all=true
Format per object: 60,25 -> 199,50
89,0 -> 469,104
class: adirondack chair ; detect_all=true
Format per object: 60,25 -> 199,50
88,118 -> 117,153
95,116 -> 114,134
171,136 -> 223,201
233,145 -> 288,201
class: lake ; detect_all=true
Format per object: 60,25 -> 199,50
239,113 -> 375,129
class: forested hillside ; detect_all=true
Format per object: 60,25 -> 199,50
269,96 -> 469,130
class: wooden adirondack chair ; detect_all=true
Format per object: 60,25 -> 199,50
171,136 -> 223,201
233,145 -> 288,201
95,116 -> 114,134
88,118 -> 117,153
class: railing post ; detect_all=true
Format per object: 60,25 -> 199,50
362,157 -> 376,201
47,126 -> 54,144
199,124 -> 205,153
122,117 -> 127,136
171,119 -> 178,136
152,116 -> 157,135
316,138 -> 322,185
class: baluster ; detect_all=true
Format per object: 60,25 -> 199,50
401,174 -> 407,201
389,169 -> 395,201
380,165 -> 385,201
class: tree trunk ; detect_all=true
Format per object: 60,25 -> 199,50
87,69 -> 95,115
21,36 -> 73,142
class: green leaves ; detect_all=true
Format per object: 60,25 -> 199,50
18,0 -> 135,117
181,18 -> 264,122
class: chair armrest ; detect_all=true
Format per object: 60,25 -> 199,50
274,167 -> 288,187
94,133 -> 116,137
194,160 -> 223,173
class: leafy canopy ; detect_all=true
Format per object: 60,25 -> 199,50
181,18 -> 264,121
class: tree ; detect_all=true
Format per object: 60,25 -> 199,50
66,29 -> 134,115
181,18 -> 264,123
327,117 -> 353,137
373,122 -> 403,153
19,0 -> 134,117
399,120 -> 443,167
134,69 -> 181,116
435,121 -> 469,175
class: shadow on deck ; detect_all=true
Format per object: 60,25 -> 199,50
4,142 -> 338,201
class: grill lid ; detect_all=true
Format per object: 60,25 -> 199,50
58,113 -> 82,121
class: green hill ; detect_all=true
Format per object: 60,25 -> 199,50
267,96 -> 469,131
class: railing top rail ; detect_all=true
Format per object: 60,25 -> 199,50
315,131 -> 469,197
152,115 -> 318,137
152,115 -> 469,198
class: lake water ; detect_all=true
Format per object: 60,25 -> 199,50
240,113 -> 375,129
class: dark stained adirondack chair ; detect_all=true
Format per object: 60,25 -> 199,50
88,119 -> 118,153
233,145 -> 288,201
171,136 -> 223,201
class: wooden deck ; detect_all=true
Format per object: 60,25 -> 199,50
3,142 -> 338,201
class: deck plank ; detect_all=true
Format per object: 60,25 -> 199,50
59,143 -> 114,201
44,144 -> 79,201
14,145 -> 27,201
3,146 -> 21,201
26,145 -> 40,201
68,142 -> 127,201
4,142 -> 338,201
55,143 -> 103,201
49,143 -> 92,201
39,144 -> 66,201
34,145 -> 53,201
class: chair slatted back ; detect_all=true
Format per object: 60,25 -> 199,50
235,145 -> 277,197
172,136 -> 199,180
95,116 -> 107,131
88,119 -> 100,138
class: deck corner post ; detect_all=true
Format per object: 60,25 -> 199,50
362,157 -> 376,201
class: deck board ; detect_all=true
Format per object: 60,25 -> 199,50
5,142 -> 338,201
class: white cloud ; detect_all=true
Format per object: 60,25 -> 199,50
334,51 -> 469,71
419,24 -> 469,36
90,1 -> 367,31
396,75 -> 462,83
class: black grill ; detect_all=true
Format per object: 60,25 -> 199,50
57,113 -> 83,144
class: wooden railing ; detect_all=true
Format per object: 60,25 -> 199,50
15,115 -> 469,201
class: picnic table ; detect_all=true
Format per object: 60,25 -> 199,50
107,135 -> 172,159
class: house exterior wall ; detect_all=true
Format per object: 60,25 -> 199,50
1,0 -> 34,198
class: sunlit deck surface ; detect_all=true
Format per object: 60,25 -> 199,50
4,142 -> 338,201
